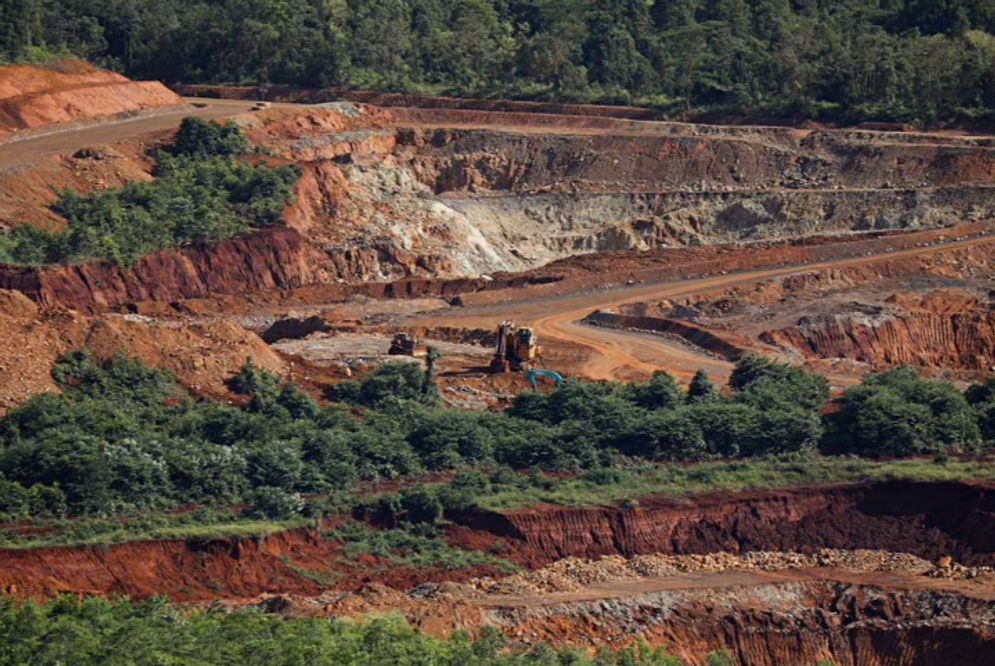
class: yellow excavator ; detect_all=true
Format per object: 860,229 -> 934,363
490,321 -> 541,372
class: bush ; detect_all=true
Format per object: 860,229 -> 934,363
825,366 -> 981,456
0,122 -> 295,266
242,486 -> 304,519
399,485 -> 443,524
169,117 -> 249,157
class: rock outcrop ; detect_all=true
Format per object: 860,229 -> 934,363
762,290 -> 995,373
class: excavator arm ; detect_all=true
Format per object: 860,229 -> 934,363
525,367 -> 563,388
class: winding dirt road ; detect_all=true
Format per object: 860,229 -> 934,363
0,99 -> 274,168
409,232 -> 995,386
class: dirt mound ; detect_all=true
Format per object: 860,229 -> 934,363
0,61 -> 181,135
0,289 -> 284,412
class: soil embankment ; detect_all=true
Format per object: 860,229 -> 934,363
4,480 -> 995,602
761,290 -> 995,373
0,61 -> 181,136
482,574 -> 995,666
448,480 -> 995,569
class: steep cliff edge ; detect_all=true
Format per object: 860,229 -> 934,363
448,481 -> 995,568
4,480 -> 995,602
762,290 -> 995,372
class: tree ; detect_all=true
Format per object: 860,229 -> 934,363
687,369 -> 717,403
825,366 -> 981,456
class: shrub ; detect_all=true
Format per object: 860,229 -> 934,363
169,117 -> 249,157
242,486 -> 304,519
825,366 -> 981,456
399,485 -> 443,524
0,121 -> 295,266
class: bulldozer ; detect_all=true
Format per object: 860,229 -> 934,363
388,332 -> 424,356
490,321 -> 541,372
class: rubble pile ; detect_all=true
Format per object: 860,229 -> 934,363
462,549 -> 979,596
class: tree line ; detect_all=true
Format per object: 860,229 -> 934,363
1,347 -> 992,522
2,1 -> 995,125
0,595 -> 732,666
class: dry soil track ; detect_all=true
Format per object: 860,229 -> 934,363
409,233 -> 995,385
0,98 -> 272,168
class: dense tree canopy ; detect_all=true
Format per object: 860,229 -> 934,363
3,347 -> 989,524
4,0 -> 995,124
0,597 -> 692,666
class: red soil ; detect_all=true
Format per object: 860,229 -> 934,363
0,289 -> 285,413
3,480 -> 995,603
0,61 -> 181,135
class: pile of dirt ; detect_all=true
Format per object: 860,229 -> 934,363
0,61 -> 181,135
0,289 -> 284,412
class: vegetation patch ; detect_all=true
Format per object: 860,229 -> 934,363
0,596 -> 720,665
0,118 -> 297,266
325,521 -> 516,573
5,2 -> 995,124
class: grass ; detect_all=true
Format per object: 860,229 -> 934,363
2,456 -> 994,549
275,554 -> 343,587
324,521 -> 518,573
476,456 -> 995,510
0,509 -> 310,549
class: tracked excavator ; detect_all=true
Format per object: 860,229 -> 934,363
489,320 -> 542,372
525,367 -> 562,388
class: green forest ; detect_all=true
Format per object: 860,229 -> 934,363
3,0 -> 995,124
2,346 -> 993,535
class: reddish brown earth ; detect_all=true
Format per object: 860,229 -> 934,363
488,574 -> 995,666
4,480 -> 995,664
0,288 -> 285,412
447,480 -> 995,569
0,61 -> 180,136
762,289 -> 995,373
611,237 -> 995,378
3,480 -> 995,602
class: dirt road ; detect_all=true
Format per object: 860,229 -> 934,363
0,99 -> 268,168
472,567 -> 995,609
407,233 -> 995,386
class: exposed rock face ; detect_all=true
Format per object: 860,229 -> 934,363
272,118 -> 995,278
488,580 -> 995,666
762,290 -> 995,372
0,227 -> 331,312
448,481 -> 995,569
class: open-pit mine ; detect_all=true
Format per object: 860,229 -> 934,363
3,62 -> 995,664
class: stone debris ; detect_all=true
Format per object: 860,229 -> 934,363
459,549 -> 990,596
